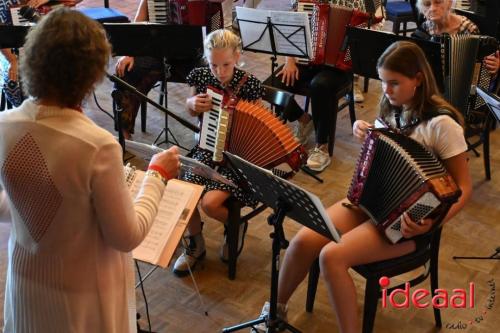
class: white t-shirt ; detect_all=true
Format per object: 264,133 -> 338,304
408,115 -> 467,160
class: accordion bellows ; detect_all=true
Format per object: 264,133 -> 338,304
227,100 -> 302,169
347,130 -> 461,243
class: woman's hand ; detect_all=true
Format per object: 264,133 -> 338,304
352,120 -> 372,142
149,146 -> 180,180
483,50 -> 499,76
277,57 -> 299,87
115,56 -> 134,77
400,213 -> 434,239
187,93 -> 212,114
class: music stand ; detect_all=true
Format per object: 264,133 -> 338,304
0,25 -> 30,48
345,27 -> 444,91
452,87 -> 500,261
103,23 -> 204,149
236,7 -> 311,86
222,152 -> 340,333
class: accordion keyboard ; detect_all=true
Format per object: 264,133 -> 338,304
147,0 -> 169,23
10,7 -> 29,25
199,88 -> 224,156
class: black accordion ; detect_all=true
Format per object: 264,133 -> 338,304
347,130 -> 462,244
438,33 -> 498,118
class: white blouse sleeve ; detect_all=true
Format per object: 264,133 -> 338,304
429,116 -> 468,160
90,142 -> 165,252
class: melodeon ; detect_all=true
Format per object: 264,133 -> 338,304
198,87 -> 307,178
298,0 -> 379,70
347,130 -> 462,244
437,33 -> 498,119
148,0 -> 223,32
9,3 -> 68,25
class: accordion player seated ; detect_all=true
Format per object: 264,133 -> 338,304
347,127 -> 463,244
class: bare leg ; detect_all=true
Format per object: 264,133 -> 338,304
187,207 -> 202,235
319,205 -> 417,333
200,190 -> 231,222
277,198 -> 368,305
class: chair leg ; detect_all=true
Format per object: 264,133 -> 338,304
140,100 -> 147,132
392,20 -> 400,34
306,258 -> 320,313
304,96 -> 310,114
328,98 -> 340,156
348,90 -> 356,127
226,198 -> 242,280
430,229 -> 442,328
483,116 -> 492,180
363,77 -> 369,93
403,21 -> 408,36
362,279 -> 380,333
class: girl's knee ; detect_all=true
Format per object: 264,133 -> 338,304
200,197 -> 220,218
319,245 -> 349,272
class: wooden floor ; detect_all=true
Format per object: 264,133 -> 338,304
1,1 -> 499,332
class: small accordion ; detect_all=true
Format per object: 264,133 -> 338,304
438,33 -> 498,118
198,87 -> 307,178
9,2 -> 71,25
347,130 -> 462,244
298,0 -> 377,70
147,0 -> 223,32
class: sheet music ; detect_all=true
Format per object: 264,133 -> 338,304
270,11 -> 311,58
236,7 -> 312,58
127,168 -> 194,265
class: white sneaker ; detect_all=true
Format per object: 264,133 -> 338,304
173,232 -> 206,277
353,82 -> 364,103
220,221 -> 248,263
306,147 -> 331,172
251,301 -> 288,333
294,120 -> 314,145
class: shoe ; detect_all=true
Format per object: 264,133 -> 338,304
306,147 -> 331,172
173,232 -> 206,277
251,301 -> 288,333
353,82 -> 364,103
220,221 -> 248,263
294,120 -> 314,145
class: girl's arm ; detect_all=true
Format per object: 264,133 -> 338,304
186,87 -> 212,116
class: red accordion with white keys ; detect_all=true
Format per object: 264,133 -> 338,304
198,86 -> 307,178
298,0 -> 379,71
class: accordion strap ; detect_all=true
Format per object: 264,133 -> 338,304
224,73 -> 249,101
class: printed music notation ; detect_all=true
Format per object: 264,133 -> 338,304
236,7 -> 312,59
125,166 -> 203,267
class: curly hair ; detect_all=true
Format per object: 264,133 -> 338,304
20,8 -> 111,108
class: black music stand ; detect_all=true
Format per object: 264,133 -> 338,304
103,23 -> 204,149
222,152 -> 340,333
452,87 -> 500,261
345,27 -> 444,91
236,7 -> 311,86
0,25 -> 30,49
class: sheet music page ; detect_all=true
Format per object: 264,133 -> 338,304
130,171 -> 193,264
269,10 -> 312,58
236,7 -> 273,53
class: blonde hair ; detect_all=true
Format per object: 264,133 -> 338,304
203,29 -> 242,58
21,8 -> 111,107
376,41 -> 463,128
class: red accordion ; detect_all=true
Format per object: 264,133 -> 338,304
347,130 -> 461,243
298,0 -> 379,71
148,0 -> 223,32
198,86 -> 307,178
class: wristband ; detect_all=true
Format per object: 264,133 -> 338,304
148,164 -> 173,181
145,170 -> 168,185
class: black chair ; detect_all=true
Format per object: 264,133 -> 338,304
224,85 -> 299,280
0,88 -> 13,111
305,228 -> 443,333
382,0 -> 418,36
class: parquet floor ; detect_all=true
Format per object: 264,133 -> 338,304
0,1 -> 498,332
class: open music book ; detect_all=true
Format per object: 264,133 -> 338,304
125,165 -> 203,268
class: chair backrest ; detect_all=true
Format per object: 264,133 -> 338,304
261,85 -> 296,121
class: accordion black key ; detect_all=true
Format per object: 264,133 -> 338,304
347,130 -> 462,243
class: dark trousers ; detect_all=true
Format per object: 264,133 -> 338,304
113,57 -> 164,134
264,64 -> 351,145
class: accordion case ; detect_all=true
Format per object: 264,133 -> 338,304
347,130 -> 461,243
